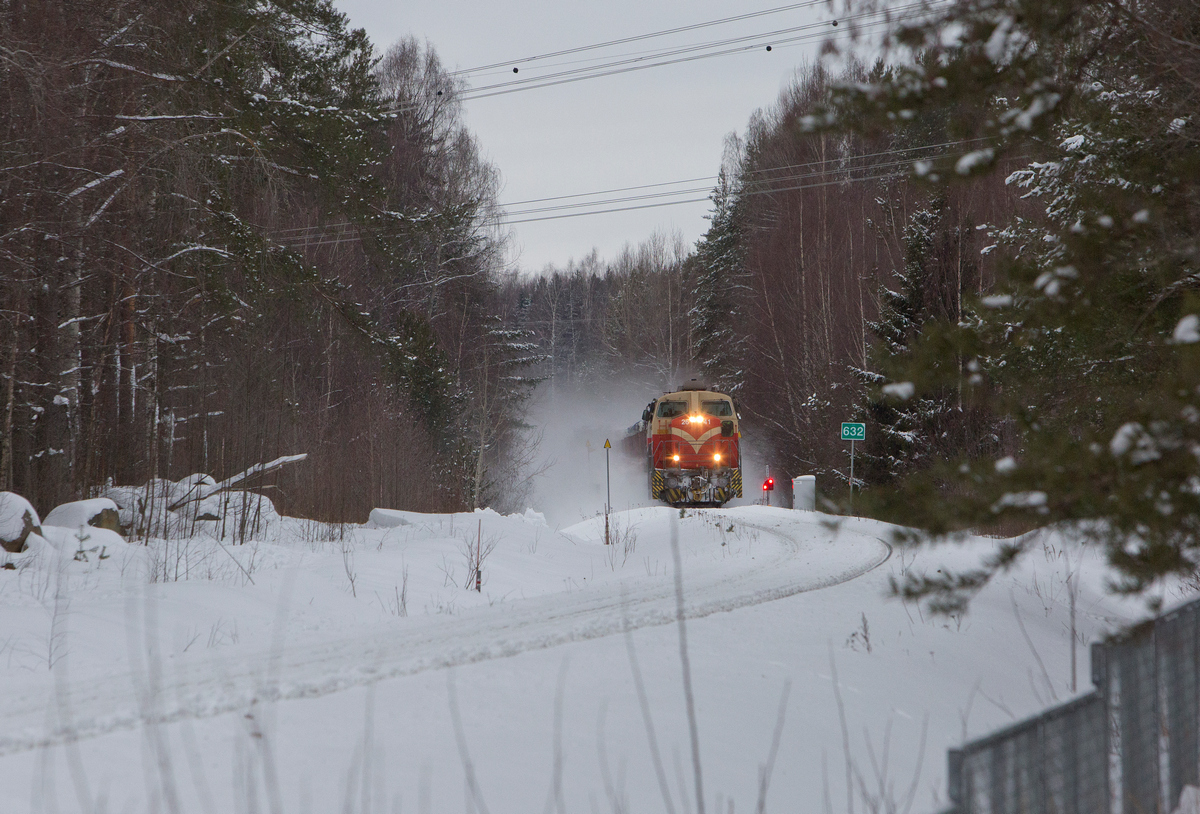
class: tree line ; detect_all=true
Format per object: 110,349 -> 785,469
506,0 -> 1200,600
1,1 -> 538,520
506,65 -> 1023,488
9,0 -> 1198,602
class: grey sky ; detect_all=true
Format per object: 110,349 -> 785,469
334,1 -> 839,272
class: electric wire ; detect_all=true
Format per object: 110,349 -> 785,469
498,137 -> 987,208
451,0 -> 831,75
381,2 -> 948,113
266,137 -> 985,240
455,3 -> 937,100
500,155 -> 942,218
273,156 -> 972,249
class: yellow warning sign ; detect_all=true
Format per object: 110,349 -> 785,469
604,439 -> 611,448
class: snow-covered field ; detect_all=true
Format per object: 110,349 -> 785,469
0,496 -> 1184,813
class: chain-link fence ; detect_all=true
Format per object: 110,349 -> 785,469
946,596 -> 1200,814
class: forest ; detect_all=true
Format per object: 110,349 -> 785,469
4,0 -> 1200,598
504,0 -> 1200,598
1,1 -> 536,520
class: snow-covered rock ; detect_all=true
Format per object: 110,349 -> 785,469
100,477 -> 279,540
0,492 -> 41,553
43,498 -> 122,535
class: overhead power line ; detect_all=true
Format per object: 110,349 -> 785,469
267,138 -> 986,241
456,2 -> 935,100
498,138 -> 987,209
272,145 -> 986,248
380,2 -> 948,113
501,156 -> 943,218
452,0 -> 830,75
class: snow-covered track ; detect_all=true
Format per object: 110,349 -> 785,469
0,510 -> 889,754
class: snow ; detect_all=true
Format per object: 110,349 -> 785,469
955,148 -> 994,175
1035,266 -> 1078,297
1111,421 -> 1162,464
64,168 -> 125,200
0,492 -> 39,543
42,498 -> 119,532
984,15 -> 1028,65
882,381 -> 915,400
1173,314 -> 1200,344
37,524 -> 130,557
992,490 -> 1049,511
0,489 -> 1180,812
1060,135 -> 1086,152
1175,786 -> 1200,814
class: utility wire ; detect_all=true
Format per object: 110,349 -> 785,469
499,137 -> 987,208
267,137 -> 984,240
456,2 -> 935,99
452,0 -> 831,75
454,16 -> 916,103
381,2 -> 947,113
275,157 -> 965,248
501,155 -> 943,218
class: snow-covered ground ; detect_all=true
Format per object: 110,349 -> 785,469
0,498 -> 1185,813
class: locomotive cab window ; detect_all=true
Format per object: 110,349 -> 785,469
701,400 -> 734,417
656,400 -> 688,418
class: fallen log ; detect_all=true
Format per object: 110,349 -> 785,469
167,453 -> 307,511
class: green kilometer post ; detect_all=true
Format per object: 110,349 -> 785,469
841,423 -> 866,513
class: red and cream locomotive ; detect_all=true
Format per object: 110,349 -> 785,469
635,380 -> 743,507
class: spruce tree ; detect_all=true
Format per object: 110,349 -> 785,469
860,203 -> 943,483
820,0 -> 1200,606
689,165 -> 749,396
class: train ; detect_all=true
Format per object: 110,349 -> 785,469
627,380 -> 743,507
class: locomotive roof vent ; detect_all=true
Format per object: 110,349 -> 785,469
678,379 -> 710,391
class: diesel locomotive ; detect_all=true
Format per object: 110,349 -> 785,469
634,380 -> 742,507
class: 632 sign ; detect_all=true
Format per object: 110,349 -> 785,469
841,422 -> 866,441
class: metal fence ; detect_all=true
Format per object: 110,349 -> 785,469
946,596 -> 1200,814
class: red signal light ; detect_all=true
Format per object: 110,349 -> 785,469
763,477 -> 775,491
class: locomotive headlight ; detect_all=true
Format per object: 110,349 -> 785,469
713,453 -> 721,463
688,414 -> 702,424
672,454 -> 681,463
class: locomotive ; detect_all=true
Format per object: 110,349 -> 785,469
632,380 -> 743,507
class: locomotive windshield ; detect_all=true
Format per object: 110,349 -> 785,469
701,399 -> 734,417
656,400 -> 688,418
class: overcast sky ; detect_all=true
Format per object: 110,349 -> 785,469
333,0 -> 842,273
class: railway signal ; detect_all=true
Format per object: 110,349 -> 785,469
762,477 -> 774,491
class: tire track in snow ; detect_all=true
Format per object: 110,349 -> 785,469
0,511 -> 891,754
